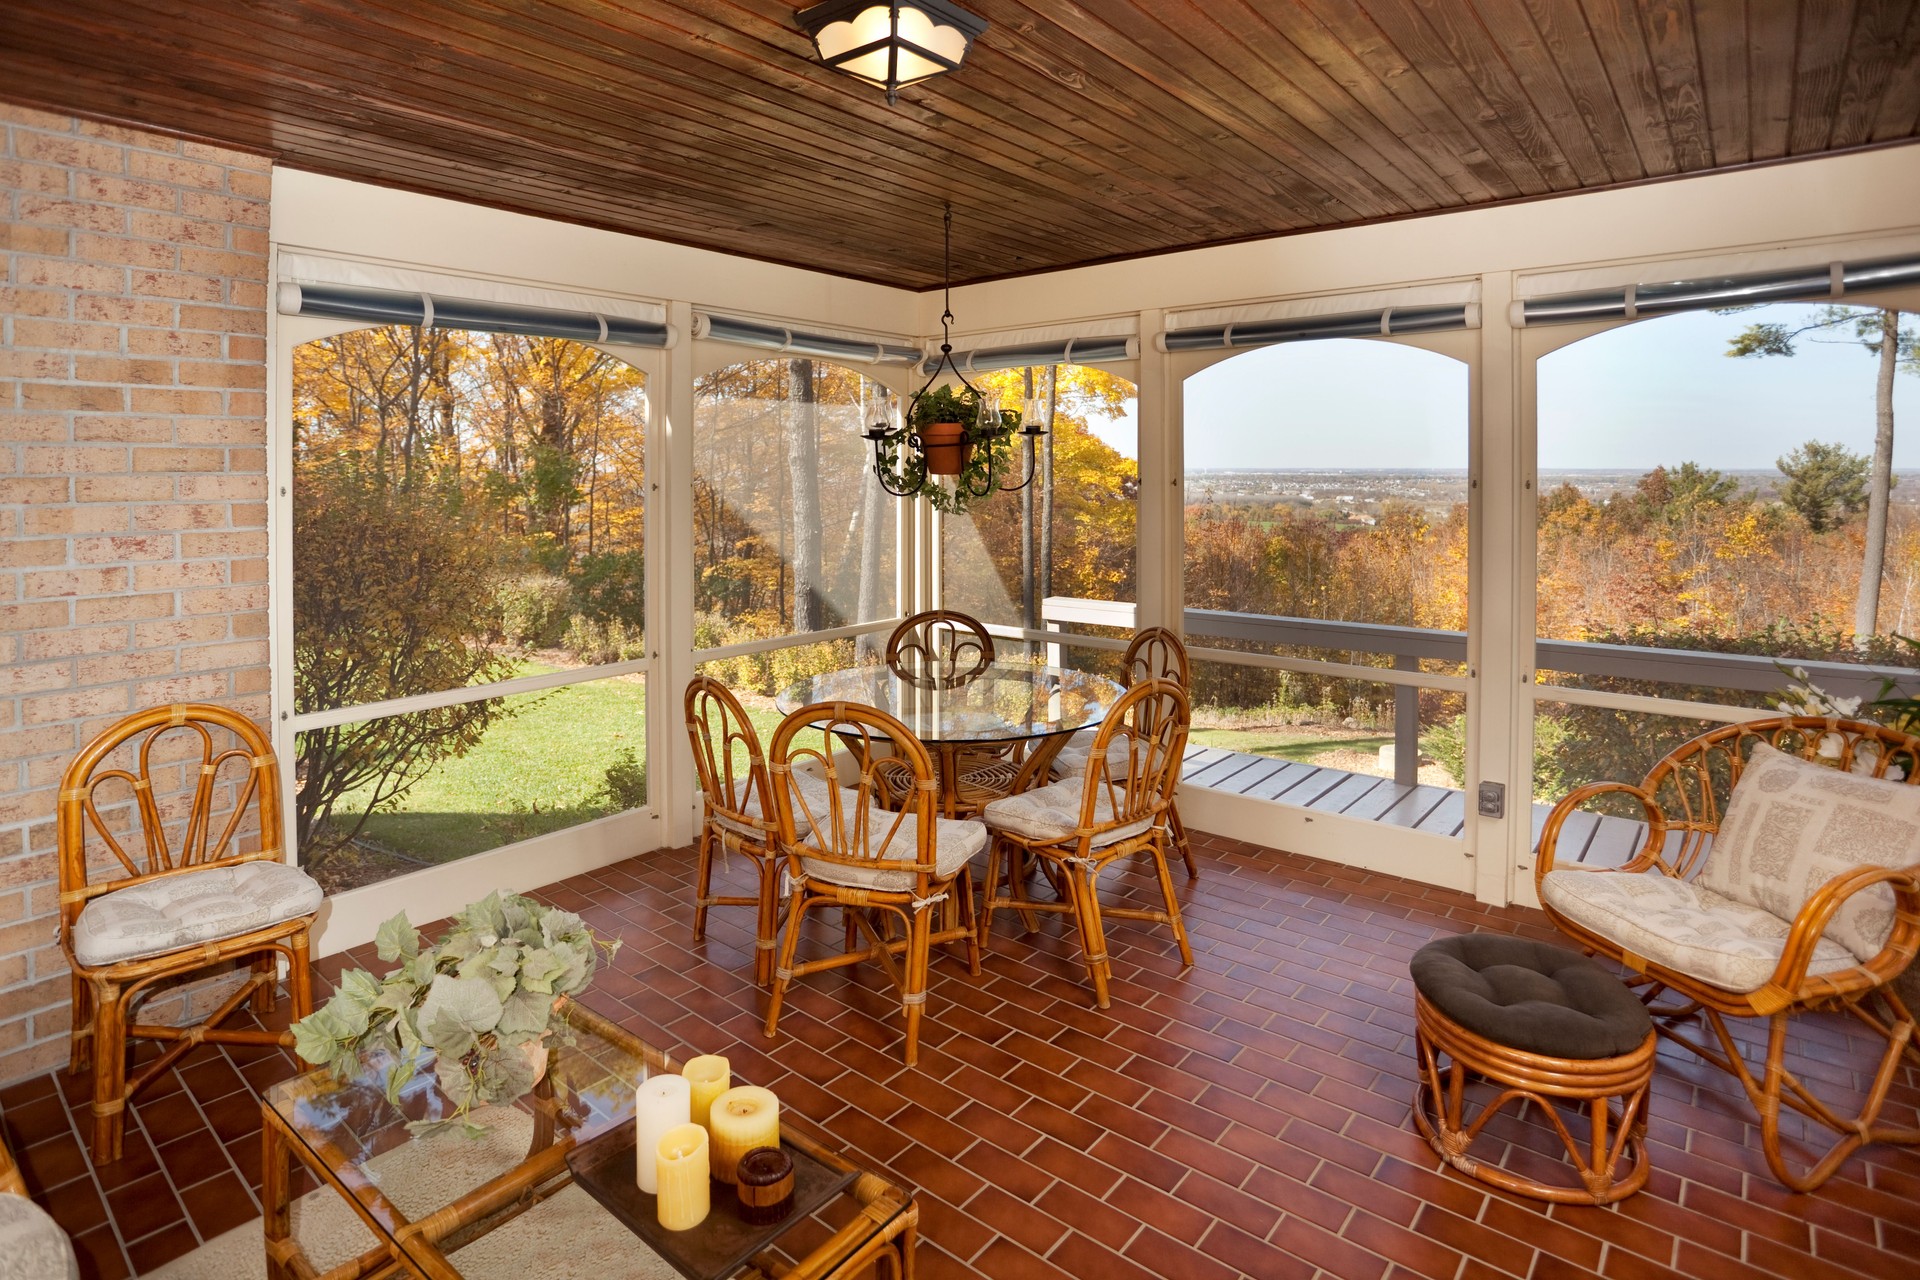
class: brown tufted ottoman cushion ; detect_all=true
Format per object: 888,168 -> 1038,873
1409,933 -> 1656,1204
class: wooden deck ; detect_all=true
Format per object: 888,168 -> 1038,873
1181,744 -> 1650,866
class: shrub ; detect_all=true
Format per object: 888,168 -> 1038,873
569,550 -> 646,628
496,574 -> 572,648
601,748 -> 649,810
562,615 -> 646,665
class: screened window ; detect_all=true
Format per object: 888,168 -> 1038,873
291,327 -> 649,892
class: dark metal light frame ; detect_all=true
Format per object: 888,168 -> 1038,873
797,0 -> 988,104
864,205 -> 1043,501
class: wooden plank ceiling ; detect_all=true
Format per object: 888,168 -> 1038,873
3,1 -> 1918,289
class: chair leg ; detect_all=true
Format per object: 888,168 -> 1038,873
763,891 -> 812,1044
89,982 -> 127,1165
288,927 -> 313,1020
753,856 -> 781,987
1149,836 -> 1194,969
901,906 -> 933,1067
250,952 -> 278,1015
68,974 -> 93,1075
979,836 -> 1004,947
955,868 -> 981,977
692,824 -> 715,943
1064,860 -> 1112,1010
1168,802 -> 1198,879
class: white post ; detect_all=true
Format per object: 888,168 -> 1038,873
1474,272 -> 1524,906
1135,309 -> 1176,635
660,300 -> 699,850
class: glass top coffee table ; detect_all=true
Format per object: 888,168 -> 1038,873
261,999 -> 915,1280
776,659 -> 1125,816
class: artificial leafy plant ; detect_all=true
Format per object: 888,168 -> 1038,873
291,891 -> 617,1134
872,385 -> 1023,514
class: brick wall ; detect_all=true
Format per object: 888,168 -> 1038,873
0,104 -> 272,1085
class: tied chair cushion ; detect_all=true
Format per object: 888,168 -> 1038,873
1540,867 -> 1860,994
73,860 -> 323,968
1695,742 -> 1914,963
1410,934 -> 1653,1060
982,776 -> 1155,848
799,812 -> 986,894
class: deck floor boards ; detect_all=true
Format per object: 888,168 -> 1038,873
1183,745 -> 1653,855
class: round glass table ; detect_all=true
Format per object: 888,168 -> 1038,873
775,660 -> 1125,815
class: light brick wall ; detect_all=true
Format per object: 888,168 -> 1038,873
0,105 -> 272,1085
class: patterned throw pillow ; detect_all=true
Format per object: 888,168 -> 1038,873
1698,742 -> 1920,963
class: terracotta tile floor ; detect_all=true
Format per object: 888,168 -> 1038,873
4,830 -> 1919,1278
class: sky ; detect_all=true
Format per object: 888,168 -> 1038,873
1163,302 -> 1920,473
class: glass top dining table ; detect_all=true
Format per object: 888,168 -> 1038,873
774,659 -> 1125,747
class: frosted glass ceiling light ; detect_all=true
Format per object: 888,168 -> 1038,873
798,1 -> 987,104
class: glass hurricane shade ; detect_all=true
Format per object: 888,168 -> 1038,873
800,1 -> 984,97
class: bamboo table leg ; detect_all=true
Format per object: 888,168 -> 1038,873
262,1113 -> 295,1280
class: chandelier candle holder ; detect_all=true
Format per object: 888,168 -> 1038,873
864,206 -> 1045,513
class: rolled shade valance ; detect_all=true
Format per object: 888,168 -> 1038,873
1511,254 -> 1920,327
692,313 -> 923,366
277,282 -> 675,347
1156,303 -> 1478,353
922,334 -> 1140,375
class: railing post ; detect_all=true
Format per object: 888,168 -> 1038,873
1393,653 -> 1419,789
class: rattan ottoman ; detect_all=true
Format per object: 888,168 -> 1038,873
1410,933 -> 1656,1204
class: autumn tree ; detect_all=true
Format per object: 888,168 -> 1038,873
1776,440 -> 1869,533
1727,305 -> 1917,637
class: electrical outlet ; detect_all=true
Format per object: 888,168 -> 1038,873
1477,782 -> 1505,819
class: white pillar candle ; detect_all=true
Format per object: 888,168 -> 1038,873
633,1074 -> 691,1194
707,1085 -> 780,1185
682,1055 -> 730,1131
655,1124 -> 710,1231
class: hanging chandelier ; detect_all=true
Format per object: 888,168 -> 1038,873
864,206 -> 1043,512
797,1 -> 987,104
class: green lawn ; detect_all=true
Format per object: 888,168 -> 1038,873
1186,727 -> 1391,763
334,663 -> 647,864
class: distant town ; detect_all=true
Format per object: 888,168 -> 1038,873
1185,468 -> 1920,523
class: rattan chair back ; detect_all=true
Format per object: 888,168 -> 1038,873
1633,716 -> 1920,881
770,702 -> 941,884
684,676 -> 771,835
886,609 -> 994,687
1123,627 -> 1190,688
1079,679 -> 1190,834
57,703 -> 283,920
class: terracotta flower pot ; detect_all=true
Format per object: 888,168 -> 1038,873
917,421 -> 971,475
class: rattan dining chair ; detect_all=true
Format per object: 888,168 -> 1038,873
764,702 -> 983,1066
58,704 -> 320,1163
887,608 -> 1018,817
1536,715 -> 1920,1191
684,675 -> 786,986
982,678 -> 1194,1008
1052,626 -> 1198,877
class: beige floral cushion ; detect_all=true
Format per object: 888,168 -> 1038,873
0,1194 -> 77,1280
73,860 -> 322,968
1697,742 -> 1915,963
982,777 -> 1154,848
1540,867 -> 1859,993
799,809 -> 985,894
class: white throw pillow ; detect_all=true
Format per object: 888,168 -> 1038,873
1698,741 -> 1920,964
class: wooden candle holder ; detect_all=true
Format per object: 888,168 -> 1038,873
734,1147 -> 795,1225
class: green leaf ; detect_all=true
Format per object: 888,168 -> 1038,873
495,987 -> 552,1040
290,1007 -> 350,1067
316,984 -> 373,1040
434,1053 -> 479,1111
517,947 -> 566,995
383,1059 -> 414,1106
415,974 -> 502,1059
473,1040 -> 537,1105
369,978 -> 419,1015
538,908 -> 586,947
339,967 -> 382,1008
374,912 -> 419,964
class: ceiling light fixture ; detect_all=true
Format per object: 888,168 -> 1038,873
797,1 -> 988,104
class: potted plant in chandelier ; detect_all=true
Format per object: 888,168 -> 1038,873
867,385 -> 1025,514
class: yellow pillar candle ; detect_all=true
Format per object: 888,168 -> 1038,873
707,1086 -> 779,1185
654,1124 -> 710,1231
682,1055 -> 730,1130
633,1074 -> 691,1195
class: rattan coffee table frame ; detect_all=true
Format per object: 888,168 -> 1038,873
1412,992 -> 1655,1205
262,1000 -> 916,1280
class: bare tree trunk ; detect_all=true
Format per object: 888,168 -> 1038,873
855,384 -> 889,662
788,359 -> 822,633
1855,308 -> 1900,643
1020,367 -> 1036,635
1040,365 -> 1057,618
